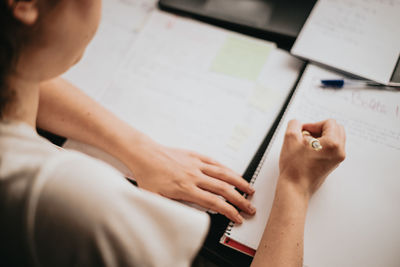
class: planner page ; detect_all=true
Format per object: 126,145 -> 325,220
64,11 -> 303,175
227,64 -> 400,267
63,0 -> 157,100
292,0 -> 400,84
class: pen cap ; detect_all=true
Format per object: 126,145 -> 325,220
321,80 -> 344,88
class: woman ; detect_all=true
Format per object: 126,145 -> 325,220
0,0 -> 346,266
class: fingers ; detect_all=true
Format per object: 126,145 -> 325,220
303,119 -> 340,138
284,119 -> 346,157
282,120 -> 303,149
183,150 -> 256,222
317,120 -> 344,145
303,119 -> 346,160
191,150 -> 254,195
285,120 -> 303,141
302,120 -> 326,136
200,164 -> 254,195
196,174 -> 256,216
188,186 -> 246,224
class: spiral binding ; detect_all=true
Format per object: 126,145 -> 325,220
222,70 -> 306,238
224,110 -> 286,236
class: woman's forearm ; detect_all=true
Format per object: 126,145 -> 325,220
36,77 -> 257,223
251,177 -> 309,267
251,119 -> 345,267
37,77 -> 151,166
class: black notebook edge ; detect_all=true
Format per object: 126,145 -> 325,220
200,62 -> 308,267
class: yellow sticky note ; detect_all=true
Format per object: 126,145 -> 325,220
227,125 -> 252,151
210,35 -> 274,81
249,85 -> 279,112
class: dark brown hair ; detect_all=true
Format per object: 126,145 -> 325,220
0,1 -> 23,118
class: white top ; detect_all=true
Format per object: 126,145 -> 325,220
0,122 -> 209,267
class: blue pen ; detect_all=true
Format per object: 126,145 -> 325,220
321,79 -> 400,89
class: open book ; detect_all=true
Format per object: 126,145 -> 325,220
221,64 -> 400,267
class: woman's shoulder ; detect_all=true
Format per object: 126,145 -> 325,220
31,150 -> 210,267
0,120 -> 125,189
1,124 -> 209,266
40,149 -> 125,184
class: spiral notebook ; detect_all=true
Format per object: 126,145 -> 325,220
64,11 -> 303,177
220,64 -> 400,267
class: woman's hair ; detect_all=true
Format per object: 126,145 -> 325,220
0,1 -> 20,118
0,1 -> 60,118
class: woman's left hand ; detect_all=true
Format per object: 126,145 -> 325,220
126,140 -> 256,224
37,78 -> 255,224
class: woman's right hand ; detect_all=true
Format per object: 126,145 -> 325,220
251,119 -> 346,267
279,119 -> 346,198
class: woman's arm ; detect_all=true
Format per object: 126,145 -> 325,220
37,77 -> 256,224
251,119 -> 346,267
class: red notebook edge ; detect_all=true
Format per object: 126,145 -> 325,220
220,235 -> 256,257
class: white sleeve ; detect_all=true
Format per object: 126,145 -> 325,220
29,152 -> 210,267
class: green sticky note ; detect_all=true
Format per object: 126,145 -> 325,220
211,35 -> 273,81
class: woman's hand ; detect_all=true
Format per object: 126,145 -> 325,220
38,78 -> 255,224
252,119 -> 346,267
279,119 -> 346,198
126,139 -> 256,224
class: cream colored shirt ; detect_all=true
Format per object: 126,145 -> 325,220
0,122 -> 209,267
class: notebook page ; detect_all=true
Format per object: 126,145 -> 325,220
65,11 -> 303,175
63,0 -> 157,100
228,64 -> 400,267
291,0 -> 400,84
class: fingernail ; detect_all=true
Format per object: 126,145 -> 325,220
248,204 -> 256,214
235,214 -> 244,224
249,186 -> 255,194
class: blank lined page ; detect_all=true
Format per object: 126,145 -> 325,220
228,64 -> 400,266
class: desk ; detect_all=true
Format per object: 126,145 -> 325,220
64,1 -> 278,266
62,1 -> 400,267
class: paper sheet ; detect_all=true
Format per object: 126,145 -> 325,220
292,0 -> 400,84
62,0 -> 157,100
64,11 -> 303,176
228,64 -> 400,266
